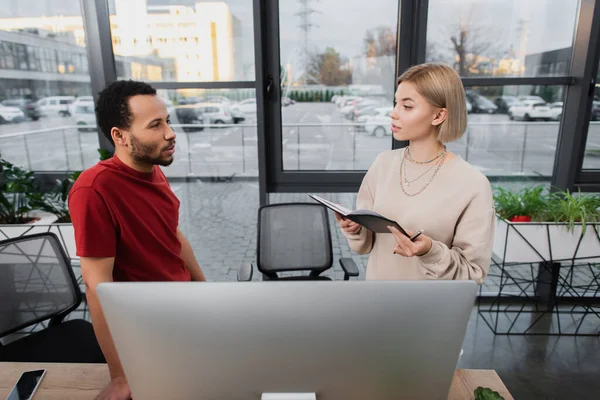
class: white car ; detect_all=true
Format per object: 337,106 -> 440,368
548,102 -> 563,121
508,100 -> 552,121
359,106 -> 393,132
232,98 -> 257,115
338,96 -> 362,107
73,101 -> 97,132
0,105 -> 25,123
517,95 -> 545,103
364,108 -> 394,137
69,96 -> 93,115
37,96 -> 75,117
195,103 -> 234,125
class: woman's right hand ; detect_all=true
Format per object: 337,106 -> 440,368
335,212 -> 362,235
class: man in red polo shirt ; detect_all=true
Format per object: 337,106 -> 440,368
69,80 -> 206,400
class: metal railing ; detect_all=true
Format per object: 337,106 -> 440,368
2,121 -> 599,177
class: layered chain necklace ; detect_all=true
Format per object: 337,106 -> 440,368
399,145 -> 447,197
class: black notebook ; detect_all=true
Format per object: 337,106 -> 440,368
309,194 -> 410,236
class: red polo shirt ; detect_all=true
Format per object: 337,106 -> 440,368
68,155 -> 191,282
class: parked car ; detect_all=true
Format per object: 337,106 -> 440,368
344,100 -> 381,120
508,100 -> 552,121
37,96 -> 75,117
195,103 -> 234,125
517,95 -> 545,103
232,98 -> 257,115
494,96 -> 519,114
202,96 -> 231,104
170,105 -> 205,132
69,96 -> 93,115
592,101 -> 600,121
73,101 -> 97,132
548,102 -> 563,121
1,99 -> 41,121
0,104 -> 25,124
364,107 -> 394,137
465,93 -> 497,114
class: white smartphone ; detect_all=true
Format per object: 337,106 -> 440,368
5,369 -> 46,400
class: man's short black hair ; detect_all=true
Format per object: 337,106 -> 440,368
95,80 -> 157,143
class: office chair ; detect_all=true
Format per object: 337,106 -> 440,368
0,232 -> 104,363
237,203 -> 359,281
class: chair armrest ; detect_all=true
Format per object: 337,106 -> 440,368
237,263 -> 254,281
339,258 -> 360,280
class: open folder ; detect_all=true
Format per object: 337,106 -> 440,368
309,194 -> 411,236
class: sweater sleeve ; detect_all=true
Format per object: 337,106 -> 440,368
344,158 -> 378,254
417,178 -> 495,284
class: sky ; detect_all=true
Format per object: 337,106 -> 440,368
0,0 -> 581,75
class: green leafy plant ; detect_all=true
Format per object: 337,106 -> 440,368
28,171 -> 80,223
493,185 -> 548,221
544,189 -> 600,234
0,158 -> 37,224
1,148 -> 112,225
474,386 -> 505,400
98,148 -> 112,161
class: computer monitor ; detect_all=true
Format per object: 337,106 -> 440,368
97,280 -> 477,400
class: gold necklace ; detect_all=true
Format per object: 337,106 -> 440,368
406,145 -> 447,164
402,157 -> 441,187
400,150 -> 447,197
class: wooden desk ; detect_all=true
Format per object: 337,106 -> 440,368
0,363 -> 514,399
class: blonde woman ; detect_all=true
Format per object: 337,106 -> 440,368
336,63 -> 494,283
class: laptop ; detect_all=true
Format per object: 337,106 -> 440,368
97,280 -> 477,399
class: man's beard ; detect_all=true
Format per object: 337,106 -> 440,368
130,134 -> 174,167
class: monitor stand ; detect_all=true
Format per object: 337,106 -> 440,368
262,393 -> 316,400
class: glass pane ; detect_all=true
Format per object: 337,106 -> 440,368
454,85 -> 564,177
279,0 -> 399,170
426,0 -> 578,77
109,0 -> 255,82
0,0 -> 99,172
158,88 -> 257,178
582,68 -> 600,169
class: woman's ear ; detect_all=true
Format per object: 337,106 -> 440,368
432,108 -> 448,127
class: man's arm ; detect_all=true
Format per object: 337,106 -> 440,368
81,257 -> 125,379
177,228 -> 206,281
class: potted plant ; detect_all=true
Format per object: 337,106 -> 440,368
493,185 -> 600,263
0,158 -> 57,225
493,185 -> 547,222
0,149 -> 112,259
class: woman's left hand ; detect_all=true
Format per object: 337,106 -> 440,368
388,226 -> 433,257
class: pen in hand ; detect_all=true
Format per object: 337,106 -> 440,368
410,230 -> 424,241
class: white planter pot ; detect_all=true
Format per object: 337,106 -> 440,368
0,215 -> 77,260
493,216 -> 600,264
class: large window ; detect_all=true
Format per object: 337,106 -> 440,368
156,88 -> 258,178
426,0 -> 579,78
457,85 -> 565,177
582,68 -> 600,169
278,0 -> 399,171
0,0 -> 97,172
108,0 -> 255,82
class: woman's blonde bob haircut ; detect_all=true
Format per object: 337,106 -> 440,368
397,63 -> 467,143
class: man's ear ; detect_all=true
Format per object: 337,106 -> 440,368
432,108 -> 448,127
111,128 -> 127,147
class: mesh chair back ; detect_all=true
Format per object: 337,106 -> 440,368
257,203 -> 333,275
0,233 -> 80,338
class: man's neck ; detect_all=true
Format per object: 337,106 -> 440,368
114,151 -> 153,173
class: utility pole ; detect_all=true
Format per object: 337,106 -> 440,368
296,0 -> 319,85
